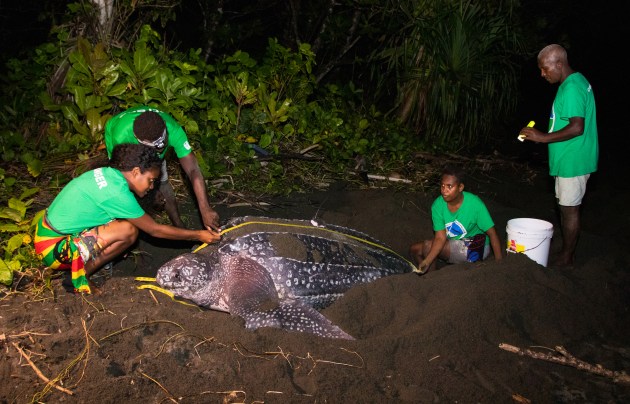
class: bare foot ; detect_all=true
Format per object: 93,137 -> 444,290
87,280 -> 103,295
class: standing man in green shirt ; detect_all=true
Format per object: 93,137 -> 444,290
105,105 -> 220,230
519,44 -> 599,267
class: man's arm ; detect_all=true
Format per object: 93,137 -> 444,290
520,116 -> 584,143
179,153 -> 220,230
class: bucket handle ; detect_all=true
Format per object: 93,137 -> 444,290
506,236 -> 552,254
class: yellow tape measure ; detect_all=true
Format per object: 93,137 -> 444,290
193,220 -> 416,271
138,219 -> 418,302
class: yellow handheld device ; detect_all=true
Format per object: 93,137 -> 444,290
518,121 -> 535,141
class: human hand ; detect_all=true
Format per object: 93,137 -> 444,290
199,228 -> 221,244
518,126 -> 545,143
201,208 -> 220,231
414,260 -> 430,274
517,120 -> 535,141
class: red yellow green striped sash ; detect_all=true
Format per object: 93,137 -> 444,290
34,214 -> 91,294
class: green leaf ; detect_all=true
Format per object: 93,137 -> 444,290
69,50 -> 90,76
61,104 -> 80,126
0,259 -> 13,286
8,198 -> 27,217
226,51 -> 257,69
170,97 -> 194,108
0,223 -> 22,232
134,46 -> 158,80
184,120 -> 199,135
19,187 -> 40,200
106,82 -> 128,97
86,108 -> 106,134
40,91 -> 61,111
100,57 -> 118,75
27,159 -> 43,178
118,59 -> 134,77
7,234 -> 25,253
4,177 -> 16,187
282,124 -> 295,135
31,209 -> 45,230
73,86 -> 87,113
173,60 -> 199,73
20,152 -> 35,163
259,133 -> 273,148
0,206 -> 22,222
153,70 -> 170,94
92,42 -> 108,65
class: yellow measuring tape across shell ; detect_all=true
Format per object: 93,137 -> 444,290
136,219 -> 418,301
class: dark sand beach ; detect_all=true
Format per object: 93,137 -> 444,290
2,162 -> 629,403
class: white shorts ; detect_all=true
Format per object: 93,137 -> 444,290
555,175 -> 590,206
448,238 -> 490,264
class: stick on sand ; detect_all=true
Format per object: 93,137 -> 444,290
499,343 -> 630,385
12,342 -> 74,395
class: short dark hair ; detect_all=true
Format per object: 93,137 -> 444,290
110,143 -> 162,173
133,111 -> 166,143
538,44 -> 568,65
442,165 -> 465,184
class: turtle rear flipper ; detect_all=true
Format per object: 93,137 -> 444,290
240,299 -> 354,340
223,254 -> 354,340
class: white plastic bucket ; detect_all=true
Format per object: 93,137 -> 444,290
506,218 -> 554,267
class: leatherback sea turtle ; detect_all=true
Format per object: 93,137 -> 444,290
156,216 -> 415,339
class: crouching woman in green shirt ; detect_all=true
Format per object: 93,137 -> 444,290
410,166 -> 503,274
34,143 -> 220,294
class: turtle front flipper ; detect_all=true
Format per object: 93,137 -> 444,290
222,254 -> 354,340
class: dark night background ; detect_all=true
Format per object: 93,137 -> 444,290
1,4 -> 629,402
0,1 -> 626,161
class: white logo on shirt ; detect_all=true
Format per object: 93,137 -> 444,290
94,168 -> 108,189
184,141 -> 191,150
445,220 -> 467,239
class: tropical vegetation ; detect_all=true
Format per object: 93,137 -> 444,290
0,0 -> 533,287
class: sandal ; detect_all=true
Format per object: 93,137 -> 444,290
74,232 -> 103,262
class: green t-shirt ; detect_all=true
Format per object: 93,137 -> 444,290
104,105 -> 192,160
431,191 -> 494,245
547,72 -> 598,177
46,167 -> 145,235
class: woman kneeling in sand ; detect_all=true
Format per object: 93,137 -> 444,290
410,166 -> 503,274
34,143 -> 220,294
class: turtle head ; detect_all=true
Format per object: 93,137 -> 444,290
156,252 -> 218,300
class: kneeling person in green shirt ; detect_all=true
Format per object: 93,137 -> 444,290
34,144 -> 220,294
104,105 -> 220,230
410,166 -> 502,274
